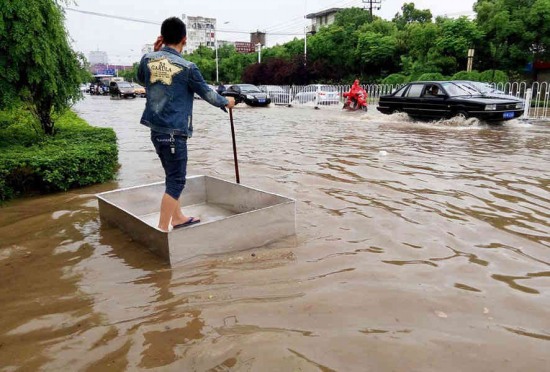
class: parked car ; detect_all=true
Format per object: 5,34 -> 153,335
132,83 -> 146,97
259,85 -> 291,105
293,84 -> 340,105
222,84 -> 271,107
377,81 -> 524,122
109,81 -> 136,99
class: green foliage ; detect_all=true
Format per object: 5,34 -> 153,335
186,45 -> 216,82
474,0 -> 550,71
118,63 -> 139,83
335,7 -> 373,28
382,73 -> 408,85
417,73 -> 446,81
356,32 -> 398,70
479,69 -> 508,83
308,25 -> 358,76
0,109 -> 118,201
0,0 -> 86,135
451,70 -> 482,81
393,2 -> 433,29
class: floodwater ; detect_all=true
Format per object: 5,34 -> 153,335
1,96 -> 549,371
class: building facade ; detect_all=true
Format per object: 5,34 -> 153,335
182,14 -> 217,54
88,50 -> 108,65
305,8 -> 342,34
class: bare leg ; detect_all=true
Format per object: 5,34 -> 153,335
158,193 -> 197,231
158,193 -> 181,232
171,200 -> 190,227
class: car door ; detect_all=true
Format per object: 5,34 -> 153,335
402,83 -> 425,115
421,84 -> 448,117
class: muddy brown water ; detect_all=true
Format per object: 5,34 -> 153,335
1,96 -> 549,371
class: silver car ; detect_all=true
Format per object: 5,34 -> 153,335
293,84 -> 340,105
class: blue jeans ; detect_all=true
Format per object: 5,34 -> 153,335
151,131 -> 188,199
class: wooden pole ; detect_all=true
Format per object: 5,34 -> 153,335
229,108 -> 240,184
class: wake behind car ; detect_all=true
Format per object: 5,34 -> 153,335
222,84 -> 271,107
377,81 -> 524,122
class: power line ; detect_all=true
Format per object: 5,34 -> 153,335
65,7 -> 303,36
65,7 -> 161,25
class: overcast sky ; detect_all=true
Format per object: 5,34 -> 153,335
64,0 -> 476,65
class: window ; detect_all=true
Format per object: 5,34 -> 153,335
406,84 -> 424,97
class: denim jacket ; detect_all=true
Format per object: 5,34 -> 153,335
137,46 -> 228,137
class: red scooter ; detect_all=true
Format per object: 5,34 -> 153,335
343,80 -> 368,111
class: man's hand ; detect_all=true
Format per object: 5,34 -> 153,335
153,36 -> 164,52
225,97 -> 236,109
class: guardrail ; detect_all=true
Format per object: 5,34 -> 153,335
260,82 -> 550,120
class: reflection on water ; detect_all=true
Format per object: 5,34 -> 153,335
1,96 -> 549,371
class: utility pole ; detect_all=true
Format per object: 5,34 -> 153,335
362,0 -> 382,20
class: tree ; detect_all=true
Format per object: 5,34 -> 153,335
118,63 -> 139,83
334,7 -> 373,29
474,0 -> 550,72
186,45 -> 216,82
0,0 -> 85,135
393,3 -> 433,30
432,17 -> 484,74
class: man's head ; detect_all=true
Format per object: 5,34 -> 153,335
161,17 -> 187,45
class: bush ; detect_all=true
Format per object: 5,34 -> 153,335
451,70 -> 481,81
382,73 -> 408,85
479,70 -> 508,83
0,109 -> 118,201
417,73 -> 446,81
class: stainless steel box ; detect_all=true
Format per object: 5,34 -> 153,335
96,175 -> 296,264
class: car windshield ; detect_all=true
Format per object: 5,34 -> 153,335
466,81 -> 507,95
118,82 -> 132,88
239,85 -> 261,93
441,82 -> 480,97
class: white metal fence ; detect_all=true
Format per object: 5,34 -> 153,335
260,82 -> 550,120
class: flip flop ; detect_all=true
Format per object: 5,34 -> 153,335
173,216 -> 201,229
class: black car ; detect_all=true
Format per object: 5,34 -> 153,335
377,81 -> 524,122
222,84 -> 271,107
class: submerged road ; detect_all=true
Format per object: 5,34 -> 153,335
1,95 -> 549,371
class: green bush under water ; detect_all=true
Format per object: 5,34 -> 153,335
0,109 -> 118,201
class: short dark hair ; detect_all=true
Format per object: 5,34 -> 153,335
161,17 -> 186,45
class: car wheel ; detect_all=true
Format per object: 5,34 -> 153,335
455,110 -> 469,119
391,109 -> 401,114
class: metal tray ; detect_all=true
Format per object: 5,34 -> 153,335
96,175 -> 296,264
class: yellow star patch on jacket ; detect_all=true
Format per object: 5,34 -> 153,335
148,57 -> 183,85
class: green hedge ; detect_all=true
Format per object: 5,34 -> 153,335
0,109 -> 118,201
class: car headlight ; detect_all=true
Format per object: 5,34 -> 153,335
485,104 -> 497,111
515,102 -> 524,109
246,95 -> 254,100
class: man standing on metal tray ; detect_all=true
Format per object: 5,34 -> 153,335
138,17 -> 235,232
